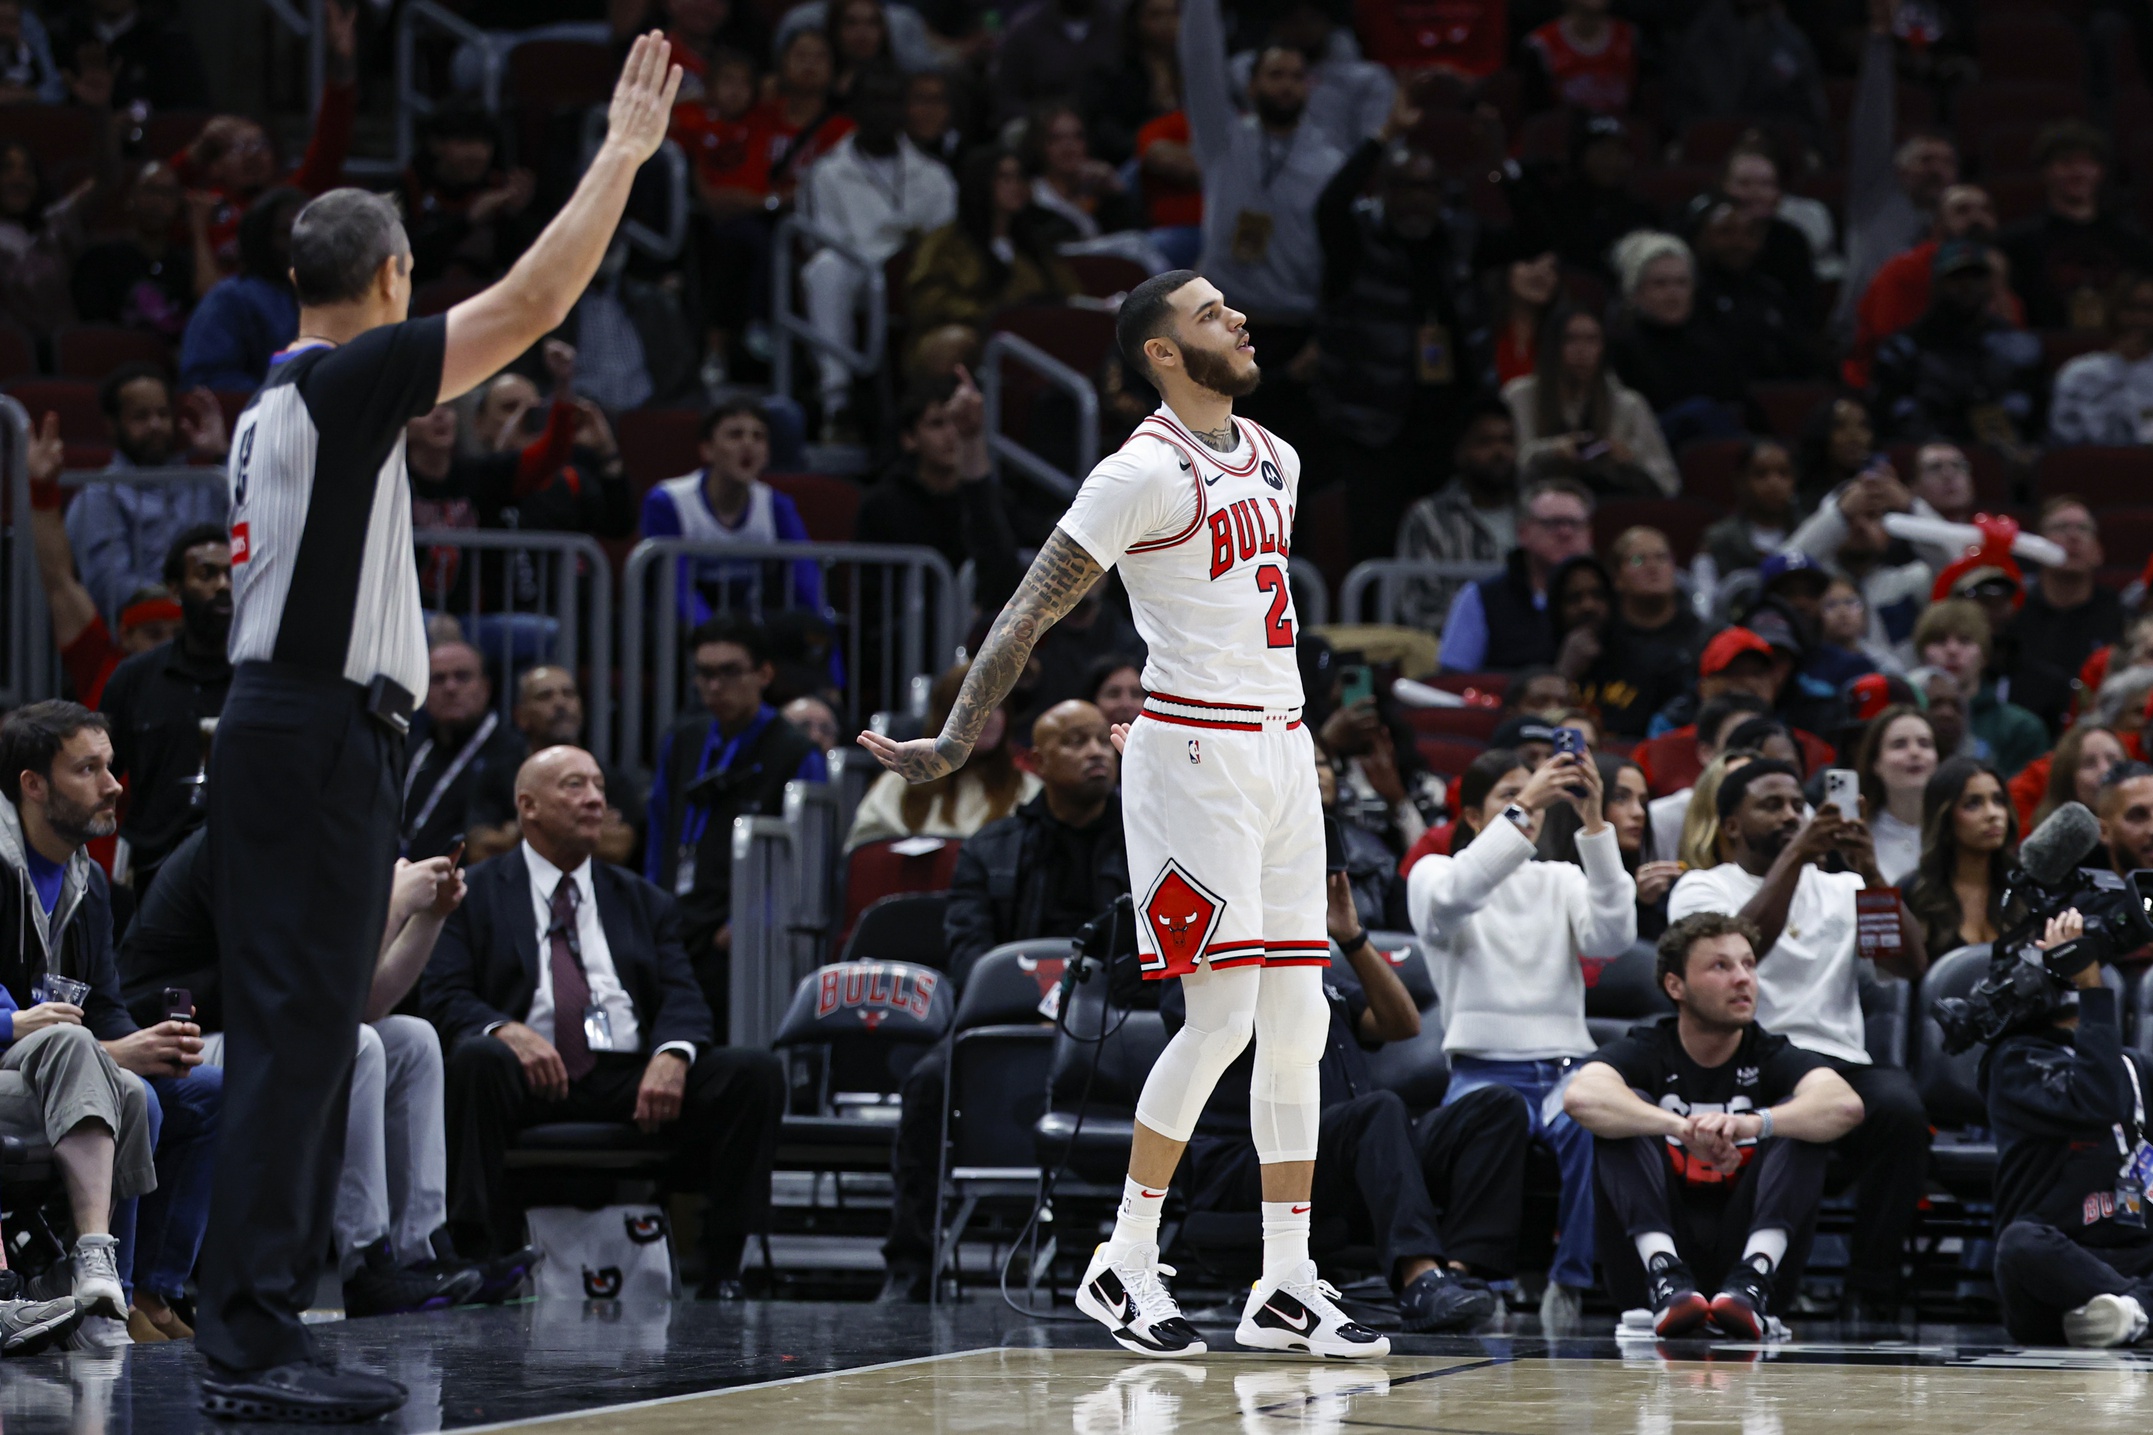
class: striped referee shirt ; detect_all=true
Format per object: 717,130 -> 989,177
225,316 -> 447,701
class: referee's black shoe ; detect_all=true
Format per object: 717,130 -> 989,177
200,1359 -> 408,1423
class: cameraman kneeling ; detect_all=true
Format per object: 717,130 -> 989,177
1987,909 -> 2153,1348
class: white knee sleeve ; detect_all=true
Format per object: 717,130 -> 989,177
1134,965 -> 1259,1144
1251,966 -> 1327,1164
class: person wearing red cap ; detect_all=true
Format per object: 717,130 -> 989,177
1634,630 -> 1833,798
2004,498 -> 2126,734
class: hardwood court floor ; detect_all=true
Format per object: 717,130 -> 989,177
459,1344 -> 2153,1435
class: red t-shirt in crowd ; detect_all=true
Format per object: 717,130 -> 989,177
1397,818 -> 1458,879
671,101 -> 775,198
1137,110 -> 1203,229
1356,0 -> 1506,77
756,101 -> 855,200
172,82 -> 356,273
1523,18 -> 1637,113
1844,240 -> 2027,388
1494,326 -> 1536,386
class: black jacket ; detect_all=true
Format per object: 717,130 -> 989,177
649,709 -> 819,958
116,826 -> 219,1031
1869,306 -> 2046,448
400,713 -> 530,861
421,845 -> 713,1055
944,792 -> 1131,987
99,635 -> 230,885
1473,550 -> 1555,672
1985,987 -> 2153,1247
0,799 -> 137,1044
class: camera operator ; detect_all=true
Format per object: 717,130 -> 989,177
1667,759 -> 1930,1325
1986,908 -> 2153,1348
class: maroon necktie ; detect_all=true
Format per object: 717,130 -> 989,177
548,875 -> 597,1083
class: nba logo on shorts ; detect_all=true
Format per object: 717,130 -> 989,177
1187,739 -> 1201,764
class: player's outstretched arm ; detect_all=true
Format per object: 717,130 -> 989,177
438,32 -> 682,403
860,529 -> 1103,782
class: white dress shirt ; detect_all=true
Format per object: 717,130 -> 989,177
514,842 -> 696,1066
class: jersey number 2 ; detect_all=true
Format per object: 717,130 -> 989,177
1254,564 -> 1294,648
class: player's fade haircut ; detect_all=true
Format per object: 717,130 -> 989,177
1116,269 -> 1201,381
1656,910 -> 1761,991
289,188 -> 411,307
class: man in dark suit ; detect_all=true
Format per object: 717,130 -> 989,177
422,745 -> 784,1296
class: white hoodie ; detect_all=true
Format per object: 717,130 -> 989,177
1408,819 -> 1637,1060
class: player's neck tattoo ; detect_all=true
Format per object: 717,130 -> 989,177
1191,420 -> 1237,453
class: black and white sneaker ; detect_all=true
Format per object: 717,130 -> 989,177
1709,1256 -> 1774,1340
0,1297 -> 87,1357
1646,1252 -> 1712,1337
1236,1261 -> 1391,1359
1075,1244 -> 1207,1358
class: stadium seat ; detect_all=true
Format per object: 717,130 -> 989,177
4,378 -> 104,452
1032,983 -> 1167,1187
1860,970 -> 1913,1069
2035,446 -> 2153,507
1985,171 -> 2047,226
614,406 -> 703,494
841,837 -> 963,946
2094,509 -> 2153,579
0,324 -> 34,382
1634,165 -> 1716,215
1592,496 -> 1725,564
1064,253 -> 1150,299
1354,931 -> 1437,1009
1415,734 -> 1486,779
1677,437 -> 1747,507
840,891 -> 952,970
140,108 -> 213,160
411,275 -> 487,318
1749,380 -> 1836,441
506,40 -> 620,107
1914,944 -> 1997,1197
989,305 -> 1117,378
0,105 -> 103,186
52,326 -> 170,381
1405,705 -> 1502,743
1424,671 -> 1509,699
1976,120 -> 2049,177
765,471 -> 860,541
1584,943 -> 1674,1049
2039,330 -> 2105,375
1364,1001 -> 1449,1114
772,960 -> 956,1176
1513,109 -> 1571,168
1953,81 -> 2086,144
1974,14 -> 2086,86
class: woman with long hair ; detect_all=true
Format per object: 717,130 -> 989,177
760,28 -> 853,200
825,0 -> 893,101
1542,752 -> 1680,939
2028,722 -> 2129,829
1021,101 -> 1141,239
1795,393 -> 1875,506
1676,750 -> 1757,870
1905,756 -> 2020,956
0,138 -> 91,343
906,145 -> 1076,346
1855,704 -> 1939,885
1501,305 -> 1677,496
844,659 -> 1040,849
1486,243 -> 1561,387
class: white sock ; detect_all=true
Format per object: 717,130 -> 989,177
1635,1231 -> 1678,1266
1742,1228 -> 1789,1273
1261,1200 -> 1311,1283
1107,1177 -> 1167,1255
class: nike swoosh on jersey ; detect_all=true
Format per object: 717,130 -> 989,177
1201,470 -> 1220,486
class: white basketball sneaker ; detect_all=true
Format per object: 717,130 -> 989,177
1236,1261 -> 1391,1359
1075,1243 -> 1207,1357
2063,1292 -> 2149,1348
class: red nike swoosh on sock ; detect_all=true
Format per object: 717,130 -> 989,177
1291,1205 -> 1310,1214
1139,1191 -> 1163,1199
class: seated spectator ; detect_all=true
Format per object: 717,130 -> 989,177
1023,103 -> 1143,243
1179,861 -> 1524,1332
1407,742 -> 1636,1332
1853,704 -> 1938,884
641,398 -> 822,624
1437,477 -> 1596,673
1482,238 -> 1559,389
166,3 -> 354,274
402,641 -> 529,863
854,370 -> 1025,615
1915,600 -> 2047,779
671,51 -> 775,380
0,702 -> 211,1349
0,0 -> 64,104
2007,498 -> 2125,733
847,658 -> 1038,851
1795,393 -> 1876,506
796,61 -> 957,439
1675,749 -> 1760,869
1903,756 -> 2017,956
401,104 -> 537,287
907,147 -> 1079,349
2001,121 -> 2153,335
425,746 -> 785,1299
0,140 -> 90,345
1542,751 -> 1676,941
1870,240 -> 2046,456
1723,716 -> 1804,773
1396,401 -> 1521,631
903,69 -> 961,167
1510,114 -> 1658,285
1668,0 -> 1829,158
72,162 -> 209,340
1638,627 -> 1832,793
1605,232 -> 1748,451
2052,270 -> 2153,446
1505,308 -> 1678,497
990,0 -> 1119,123
1548,555 -> 1688,741
1689,195 -> 1821,387
1084,657 -> 1146,730
782,696 -> 842,755
620,0 -> 769,96
758,28 -> 854,203
1645,693 -> 1770,858
1697,440 -> 1801,595
1721,138 -> 1829,312
98,524 -> 231,898
1315,681 -> 1445,860
466,666 -> 643,869
1985,905 -> 2153,1347
49,0 -> 206,110
1564,912 -> 1864,1337
177,187 -> 302,392
1785,462 -> 1945,667
1522,0 -> 1636,115
1355,0 -> 1504,78
1667,759 -> 1929,1325
118,829 -> 520,1316
2020,723 -> 2128,833
1230,0 -> 1392,156
647,619 -> 826,1007
2097,760 -> 2153,885
64,365 -> 231,627
1611,525 -> 1708,683
1817,577 -> 1900,677
880,701 -> 1127,1299
1845,183 -> 2013,390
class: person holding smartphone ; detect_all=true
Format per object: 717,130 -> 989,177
1317,660 -> 1445,860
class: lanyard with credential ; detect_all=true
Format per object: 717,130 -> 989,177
674,709 -> 772,895
402,711 -> 499,840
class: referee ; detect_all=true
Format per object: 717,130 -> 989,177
196,36 -> 681,1423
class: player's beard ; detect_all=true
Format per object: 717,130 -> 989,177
1181,340 -> 1260,399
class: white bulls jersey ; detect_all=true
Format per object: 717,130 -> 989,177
1056,406 -> 1304,708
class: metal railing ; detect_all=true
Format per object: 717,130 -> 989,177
1,396 -> 33,712
785,778 -> 843,953
730,814 -> 801,1048
262,0 -> 329,150
1289,556 -> 1330,630
980,331 -> 1095,503
394,1 -> 505,176
412,528 -> 615,763
1338,558 -> 1502,628
769,215 -> 889,411
619,538 -> 962,775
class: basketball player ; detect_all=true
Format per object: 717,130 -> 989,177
862,271 -> 1385,1359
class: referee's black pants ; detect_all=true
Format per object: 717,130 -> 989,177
198,663 -> 403,1373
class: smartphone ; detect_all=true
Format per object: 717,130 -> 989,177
1552,726 -> 1588,797
1824,768 -> 1860,821
162,987 -> 193,1023
445,835 -> 467,871
1323,814 -> 1348,875
1339,663 -> 1375,710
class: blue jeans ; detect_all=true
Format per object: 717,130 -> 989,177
116,1067 -> 223,1303
1444,1056 -> 1595,1290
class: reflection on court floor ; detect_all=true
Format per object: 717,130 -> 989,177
467,1344 -> 2153,1434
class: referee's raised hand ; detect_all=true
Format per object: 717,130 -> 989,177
605,30 -> 686,163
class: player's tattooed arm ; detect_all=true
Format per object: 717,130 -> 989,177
859,530 -> 1105,782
